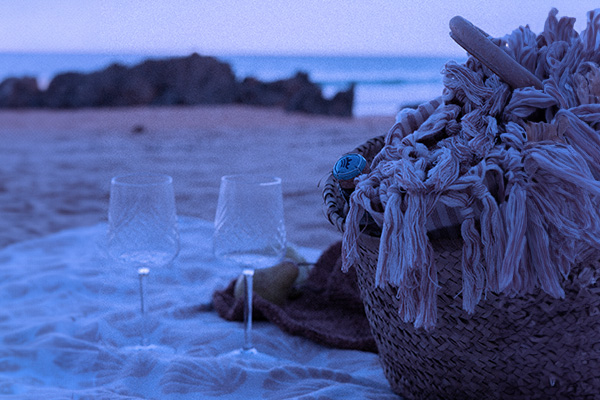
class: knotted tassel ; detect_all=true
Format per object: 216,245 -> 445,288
523,142 -> 600,283
375,191 -> 404,287
580,9 -> 600,53
460,204 -> 485,313
396,282 -> 418,326
556,109 -> 600,179
401,190 -> 439,328
499,183 -> 528,294
476,188 -> 505,293
341,191 -> 366,273
413,240 -> 438,330
526,198 -> 565,298
401,191 -> 429,277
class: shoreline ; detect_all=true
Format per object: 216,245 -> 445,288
0,105 -> 395,250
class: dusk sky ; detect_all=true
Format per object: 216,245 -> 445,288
0,1 -> 598,57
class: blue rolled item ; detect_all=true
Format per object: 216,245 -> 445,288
333,153 -> 367,181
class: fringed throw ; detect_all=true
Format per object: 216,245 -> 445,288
343,8 -> 600,330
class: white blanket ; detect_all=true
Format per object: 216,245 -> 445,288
0,216 -> 394,399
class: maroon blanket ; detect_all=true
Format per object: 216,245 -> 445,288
212,242 -> 377,353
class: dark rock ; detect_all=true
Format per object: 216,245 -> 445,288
42,53 -> 237,108
236,77 -> 279,106
236,72 -> 318,107
327,83 -> 355,117
284,77 -> 329,114
0,53 -> 354,116
0,77 -> 42,107
238,72 -> 354,117
43,64 -> 132,108
129,53 -> 237,105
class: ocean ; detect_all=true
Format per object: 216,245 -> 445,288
0,52 -> 465,116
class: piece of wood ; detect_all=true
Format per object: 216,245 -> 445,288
449,16 -> 543,90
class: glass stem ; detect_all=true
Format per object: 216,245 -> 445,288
138,267 -> 150,347
242,268 -> 255,352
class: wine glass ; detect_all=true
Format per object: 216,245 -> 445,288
107,172 -> 180,348
213,174 -> 286,355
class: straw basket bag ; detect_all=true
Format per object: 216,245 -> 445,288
323,135 -> 600,400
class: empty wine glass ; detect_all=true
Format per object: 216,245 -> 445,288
107,172 -> 180,348
213,174 -> 286,355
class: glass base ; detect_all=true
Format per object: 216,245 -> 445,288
231,347 -> 258,357
122,343 -> 176,354
220,347 -> 278,363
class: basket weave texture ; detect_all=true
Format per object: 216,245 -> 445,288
323,136 -> 600,400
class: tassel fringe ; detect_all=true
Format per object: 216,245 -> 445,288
342,8 -> 600,329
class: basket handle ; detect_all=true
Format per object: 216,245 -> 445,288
449,15 -> 543,90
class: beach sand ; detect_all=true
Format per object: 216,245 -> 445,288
0,105 -> 394,251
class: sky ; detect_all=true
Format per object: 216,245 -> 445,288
0,0 -> 598,57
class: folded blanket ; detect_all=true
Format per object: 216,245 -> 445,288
344,8 -> 600,330
212,242 -> 377,353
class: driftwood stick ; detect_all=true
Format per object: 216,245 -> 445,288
449,15 -> 544,90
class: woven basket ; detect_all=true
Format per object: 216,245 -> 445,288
323,136 -> 600,400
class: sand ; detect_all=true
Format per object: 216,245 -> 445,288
0,105 -> 394,250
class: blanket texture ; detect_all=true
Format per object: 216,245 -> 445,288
344,8 -> 600,329
213,242 -> 377,353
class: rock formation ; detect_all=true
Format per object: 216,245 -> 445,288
0,77 -> 42,107
0,53 -> 354,117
